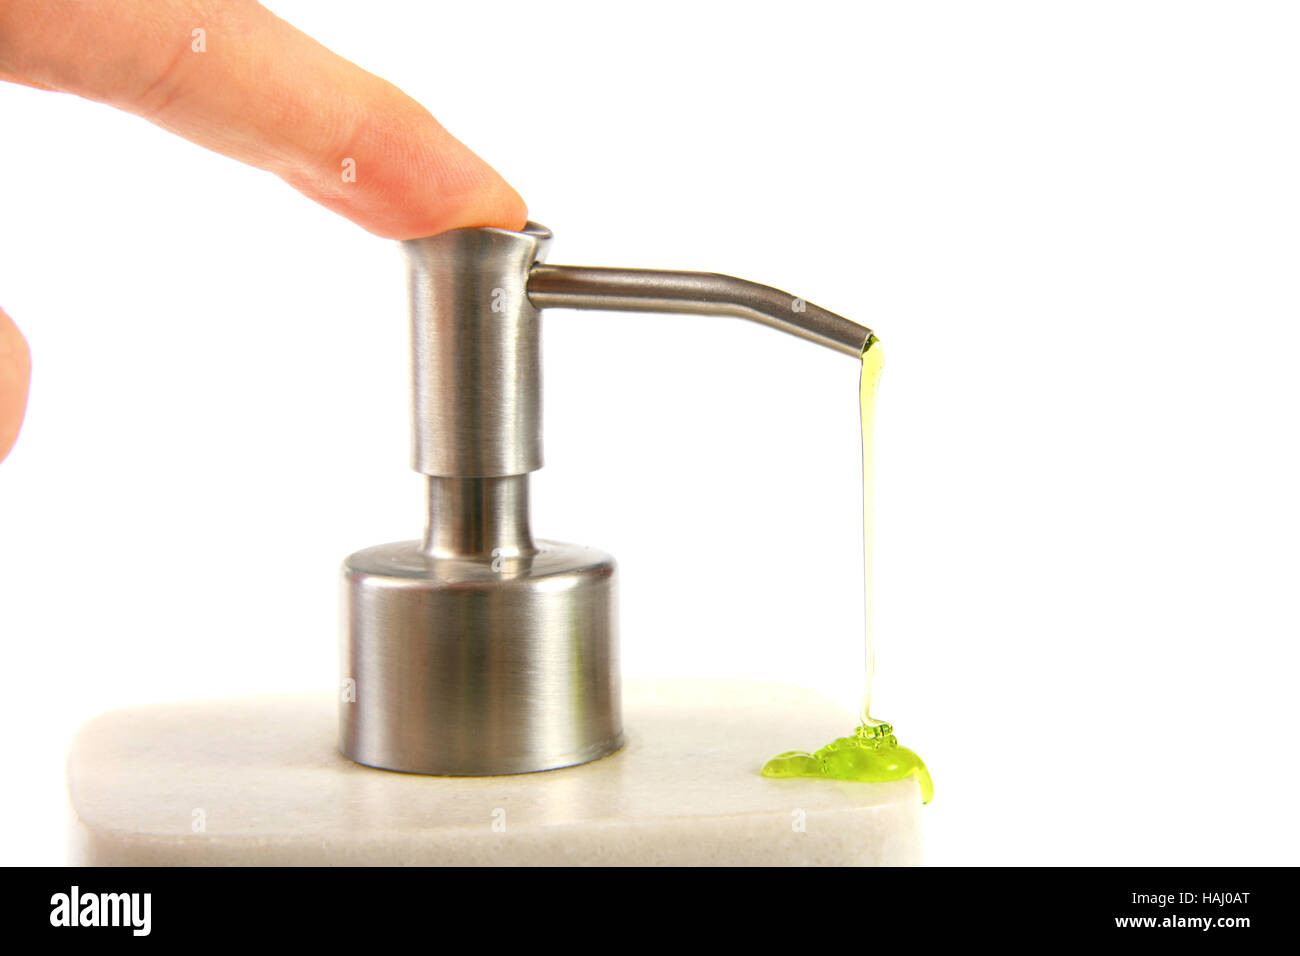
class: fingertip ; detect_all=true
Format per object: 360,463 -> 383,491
275,88 -> 530,240
403,174 -> 529,238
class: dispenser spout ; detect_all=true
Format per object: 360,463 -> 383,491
527,264 -> 871,358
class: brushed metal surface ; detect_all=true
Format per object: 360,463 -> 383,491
403,222 -> 551,478
423,475 -> 535,559
342,221 -> 870,777
340,540 -> 621,775
528,264 -> 872,357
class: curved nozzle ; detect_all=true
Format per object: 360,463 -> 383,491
399,220 -> 870,492
527,264 -> 871,358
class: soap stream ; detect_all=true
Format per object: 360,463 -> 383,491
859,333 -> 884,727
761,334 -> 933,803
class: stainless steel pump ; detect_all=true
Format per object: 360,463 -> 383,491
339,221 -> 872,775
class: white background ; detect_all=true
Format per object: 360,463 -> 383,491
2,1 -> 1297,865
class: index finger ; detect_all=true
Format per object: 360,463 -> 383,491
0,0 -> 527,238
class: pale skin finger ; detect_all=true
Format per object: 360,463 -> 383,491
0,0 -> 528,461
0,0 -> 527,238
0,308 -> 31,463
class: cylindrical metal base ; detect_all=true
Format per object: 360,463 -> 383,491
339,539 -> 621,775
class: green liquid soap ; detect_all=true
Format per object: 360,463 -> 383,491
761,334 -> 933,803
762,723 -> 934,804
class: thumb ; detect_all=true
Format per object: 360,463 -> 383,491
0,306 -> 32,463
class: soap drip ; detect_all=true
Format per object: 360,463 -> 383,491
761,334 -> 933,802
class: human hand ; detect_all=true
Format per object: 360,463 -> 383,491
0,0 -> 529,461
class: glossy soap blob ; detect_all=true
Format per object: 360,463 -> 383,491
761,334 -> 933,802
762,723 -> 933,803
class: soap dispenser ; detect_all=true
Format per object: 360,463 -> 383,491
66,220 -> 921,866
339,221 -> 872,776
